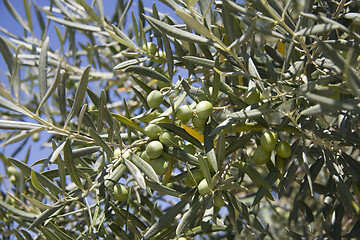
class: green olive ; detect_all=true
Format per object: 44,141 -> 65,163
192,114 -> 206,130
176,105 -> 193,122
114,148 -> 121,157
159,131 -> 176,146
9,175 -> 17,185
147,90 -> 163,109
150,157 -> 168,175
113,184 -> 128,201
275,141 -> 292,158
144,124 -> 162,139
197,178 -> 211,196
214,194 -> 225,208
260,131 -> 278,152
251,145 -> 271,165
196,101 -> 213,119
244,88 -> 261,105
142,42 -> 157,55
184,169 -> 204,187
183,142 -> 196,155
6,166 -> 18,176
146,141 -> 163,159
32,132 -> 40,142
140,151 -> 152,163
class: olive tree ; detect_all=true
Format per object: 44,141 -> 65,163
1,0 -> 360,239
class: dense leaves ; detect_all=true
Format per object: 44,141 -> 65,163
0,0 -> 360,239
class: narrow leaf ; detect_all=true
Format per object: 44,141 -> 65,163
131,152 -> 160,183
143,200 -> 189,239
176,198 -> 203,235
28,203 -> 64,231
0,35 -> 15,75
38,37 -> 50,118
37,65 -> 62,115
144,15 -> 216,46
112,113 -> 145,133
146,179 -> 181,197
124,65 -> 170,83
159,123 -> 202,149
63,139 -> 84,191
47,15 -> 101,32
89,128 -> 114,157
64,65 -> 90,127
124,159 -> 146,189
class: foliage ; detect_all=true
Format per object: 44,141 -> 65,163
0,0 -> 360,239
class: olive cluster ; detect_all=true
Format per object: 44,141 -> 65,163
251,131 -> 292,166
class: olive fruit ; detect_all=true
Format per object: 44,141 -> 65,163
184,169 -> 204,187
142,42 -> 157,55
192,114 -> 206,129
275,141 -> 292,158
251,145 -> 271,165
159,131 -> 176,146
214,194 -> 225,208
260,131 -> 277,152
196,101 -> 213,119
150,157 -> 168,175
114,184 -> 128,201
146,141 -> 163,159
147,90 -> 163,109
6,166 -> 18,176
176,105 -> 193,122
9,175 -> 17,185
244,88 -> 261,105
144,124 -> 162,139
32,132 -> 40,142
183,142 -> 196,155
197,178 -> 211,196
114,148 -> 121,157
140,151 -> 151,163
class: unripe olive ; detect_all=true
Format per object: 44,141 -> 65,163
192,114 -> 206,129
196,101 -> 213,119
140,151 -> 152,163
32,132 -> 40,142
142,42 -> 157,55
275,141 -> 292,158
251,145 -> 271,165
150,157 -> 168,175
260,131 -> 278,152
113,184 -> 128,201
6,166 -> 18,176
147,90 -> 163,109
8,175 -> 17,185
244,88 -> 261,105
176,105 -> 193,122
146,141 -> 163,159
183,142 -> 196,155
184,169 -> 204,187
159,131 -> 176,146
214,194 -> 225,208
114,148 -> 121,157
144,124 -> 162,139
154,50 -> 166,64
197,178 -> 211,196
